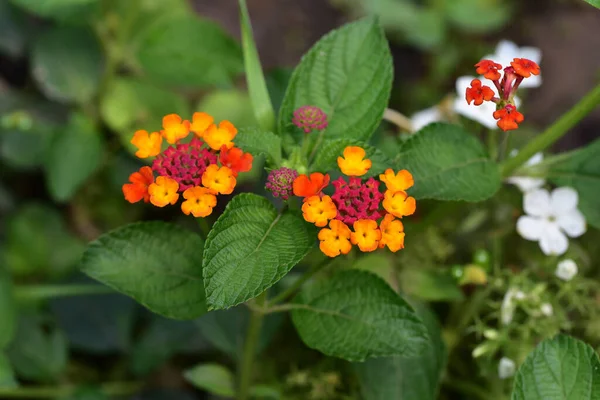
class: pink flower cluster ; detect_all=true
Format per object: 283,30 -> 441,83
266,167 -> 298,200
152,137 -> 217,192
292,105 -> 328,133
331,177 -> 384,224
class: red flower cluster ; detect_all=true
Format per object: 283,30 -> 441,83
466,58 -> 540,131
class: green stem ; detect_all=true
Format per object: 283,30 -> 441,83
0,381 -> 142,398
238,292 -> 267,400
14,284 -> 113,302
501,83 -> 600,177
268,259 -> 331,306
197,217 -> 211,239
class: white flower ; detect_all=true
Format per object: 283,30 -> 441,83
501,288 -> 524,325
540,303 -> 553,317
516,187 -> 586,256
453,76 -> 521,129
483,40 -> 542,89
555,259 -> 578,281
411,107 -> 443,132
506,152 -> 545,192
498,357 -> 516,379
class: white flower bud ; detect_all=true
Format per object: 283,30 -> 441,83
555,259 -> 578,281
498,357 -> 516,379
540,303 -> 553,317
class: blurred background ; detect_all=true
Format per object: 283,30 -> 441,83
0,0 -> 599,399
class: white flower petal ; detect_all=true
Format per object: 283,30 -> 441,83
523,189 -> 552,217
507,176 -> 545,193
501,289 -> 517,325
411,107 -> 443,132
557,208 -> 587,238
519,47 -> 542,64
498,357 -> 516,379
555,259 -> 578,281
550,187 -> 578,214
456,75 -> 477,94
540,303 -> 553,317
453,97 -> 498,129
520,74 -> 542,89
539,223 -> 569,256
490,40 -> 520,66
516,216 -> 545,240
526,152 -> 544,166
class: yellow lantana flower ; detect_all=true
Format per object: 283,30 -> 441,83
301,195 -> 337,227
181,186 -> 217,217
318,220 -> 352,258
131,130 -> 162,158
202,164 -> 236,195
148,176 -> 179,207
337,146 -> 372,176
350,219 -> 381,252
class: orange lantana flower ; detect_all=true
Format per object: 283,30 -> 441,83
131,130 -> 162,158
379,214 -> 405,252
465,79 -> 495,106
350,219 -> 381,252
122,166 -> 154,203
301,195 -> 338,227
202,165 -> 236,195
510,58 -> 540,78
219,145 -> 253,176
204,120 -> 237,150
337,146 -> 372,176
293,172 -> 330,199
318,220 -> 352,258
383,190 -> 416,218
161,114 -> 190,144
190,112 -> 214,137
148,176 -> 179,207
493,105 -> 524,132
475,60 -> 503,81
181,186 -> 217,218
379,169 -> 414,193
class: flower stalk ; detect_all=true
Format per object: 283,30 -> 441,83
501,82 -> 600,177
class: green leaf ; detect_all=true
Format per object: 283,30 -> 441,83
7,317 -> 68,383
511,334 -> 600,400
234,127 -> 282,166
44,113 -> 104,202
184,363 -> 235,397
582,0 -> 600,9
4,203 -> 84,277
9,0 -> 97,21
0,267 -> 16,349
399,269 -> 464,302
278,18 -> 392,143
203,194 -> 314,310
0,352 -> 17,388
397,123 -> 500,201
0,128 -> 55,170
311,139 -> 392,177
81,222 -> 208,320
135,15 -> 243,88
238,0 -> 275,131
0,1 -> 27,58
354,302 -> 447,400
31,26 -> 103,103
100,78 -> 189,156
545,138 -> 600,229
291,270 -> 429,362
446,0 -> 512,33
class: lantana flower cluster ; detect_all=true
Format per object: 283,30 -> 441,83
292,146 -> 416,258
465,57 -> 540,132
122,113 -> 253,218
